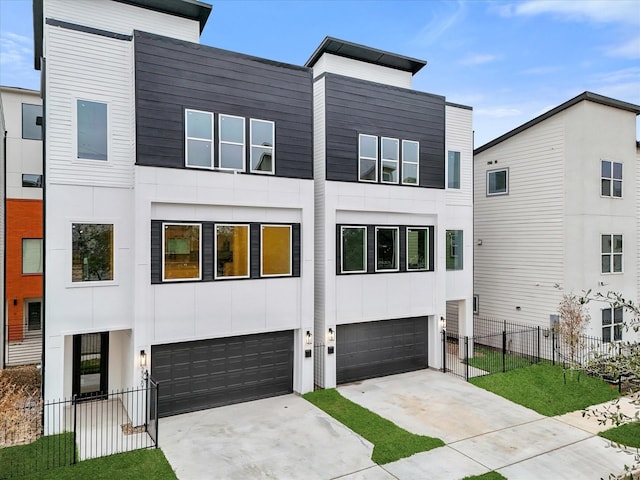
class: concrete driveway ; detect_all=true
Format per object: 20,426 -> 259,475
160,369 -> 636,479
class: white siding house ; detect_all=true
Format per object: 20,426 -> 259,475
474,92 -> 640,342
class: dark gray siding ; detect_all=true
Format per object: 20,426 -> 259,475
134,31 -> 313,180
323,73 -> 445,188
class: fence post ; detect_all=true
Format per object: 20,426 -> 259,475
502,328 -> 507,373
72,395 -> 77,465
441,330 -> 446,373
464,336 -> 469,381
155,382 -> 159,449
552,332 -> 556,366
536,326 -> 540,364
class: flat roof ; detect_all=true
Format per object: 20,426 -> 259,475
33,0 -> 212,70
305,36 -> 426,75
475,91 -> 640,154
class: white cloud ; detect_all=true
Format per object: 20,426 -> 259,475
519,65 -> 563,76
411,1 -> 466,47
459,54 -> 499,66
604,34 -> 640,59
0,30 -> 38,89
510,0 -> 640,26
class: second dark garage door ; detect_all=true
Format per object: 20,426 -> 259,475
337,317 -> 428,384
152,330 -> 293,417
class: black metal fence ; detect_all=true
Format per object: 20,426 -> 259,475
0,377 -> 158,479
442,316 -> 611,381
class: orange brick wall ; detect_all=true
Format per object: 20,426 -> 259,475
6,199 -> 43,341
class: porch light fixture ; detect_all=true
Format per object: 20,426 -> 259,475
439,316 -> 446,331
328,328 -> 335,342
305,331 -> 313,345
139,349 -> 147,368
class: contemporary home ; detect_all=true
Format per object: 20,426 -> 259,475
1,86 -> 43,367
474,92 -> 640,342
34,0 -> 473,416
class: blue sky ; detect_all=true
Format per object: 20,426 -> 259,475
1,0 -> 638,146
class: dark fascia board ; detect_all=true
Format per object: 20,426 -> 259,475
32,0 -> 212,70
475,91 -> 640,155
305,36 -> 426,75
446,101 -> 473,111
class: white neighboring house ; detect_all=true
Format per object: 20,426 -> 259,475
474,92 -> 640,343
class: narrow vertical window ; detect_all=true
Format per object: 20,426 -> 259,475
402,140 -> 419,185
22,239 -> 43,274
77,100 -> 108,160
185,109 -> 214,168
250,119 -> 275,174
219,115 -> 245,171
381,137 -> 399,184
406,228 -> 428,270
22,103 -> 42,140
163,223 -> 201,281
341,226 -> 367,273
487,168 -> 508,195
601,234 -> 623,273
261,225 -> 291,276
602,307 -> 623,342
446,230 -> 463,270
447,151 -> 460,189
601,160 -> 622,198
359,134 -> 378,182
72,224 -> 114,282
215,224 -> 249,278
376,227 -> 399,271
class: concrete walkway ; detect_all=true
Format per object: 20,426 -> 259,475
160,369 -> 638,479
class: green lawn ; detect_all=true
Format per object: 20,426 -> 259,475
0,432 -> 75,478
303,388 -> 444,464
467,347 -> 540,374
462,472 -> 507,480
599,421 -> 640,449
470,363 -> 620,416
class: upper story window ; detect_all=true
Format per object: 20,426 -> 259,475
407,228 -> 428,271
261,225 -> 291,276
402,140 -> 419,185
601,160 -> 622,198
185,109 -> 213,169
381,137 -> 399,184
72,223 -> 113,282
359,134 -> 378,182
487,168 -> 508,196
22,238 -> 43,274
601,234 -> 622,273
219,115 -> 245,171
341,226 -> 367,273
216,224 -> 250,279
446,230 -> 463,270
22,174 -> 42,188
375,227 -> 399,272
77,100 -> 108,161
602,307 -> 622,343
22,103 -> 42,140
447,151 -> 460,189
163,223 -> 201,281
250,119 -> 275,174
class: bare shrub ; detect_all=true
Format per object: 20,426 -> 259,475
0,366 -> 43,448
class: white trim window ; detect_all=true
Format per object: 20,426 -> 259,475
185,109 -> 214,169
22,238 -> 43,274
381,137 -> 399,184
602,307 -> 623,343
601,234 -> 623,273
402,140 -> 419,185
406,227 -> 428,270
447,151 -> 461,189
162,223 -> 201,281
72,223 -> 114,282
77,99 -> 108,161
487,168 -> 508,196
261,225 -> 292,276
601,160 -> 622,198
341,226 -> 367,273
215,224 -> 250,279
219,114 -> 245,171
446,230 -> 463,271
250,119 -> 275,174
358,134 -> 378,182
375,227 -> 399,272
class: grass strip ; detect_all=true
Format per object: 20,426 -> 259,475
466,348 -> 544,374
303,388 -> 444,464
0,432 -> 75,479
599,421 -> 640,449
470,363 -> 620,416
462,472 -> 508,480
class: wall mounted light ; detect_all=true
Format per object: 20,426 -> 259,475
13,298 -> 17,306
439,316 -> 446,331
328,328 -> 335,342
305,331 -> 313,345
139,349 -> 147,368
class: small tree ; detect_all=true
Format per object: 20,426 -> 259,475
557,292 -> 590,379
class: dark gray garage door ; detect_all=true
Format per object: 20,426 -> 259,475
337,317 -> 428,384
152,330 -> 293,417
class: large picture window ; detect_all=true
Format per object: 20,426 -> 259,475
446,230 -> 463,270
602,307 -> 623,343
402,140 -> 419,185
376,227 -> 399,272
22,238 -> 43,274
185,109 -> 214,168
359,134 -> 378,182
406,228 -> 428,270
77,100 -> 107,161
448,151 -> 460,189
601,160 -> 622,198
341,226 -> 367,273
487,168 -> 508,196
72,224 -> 114,282
250,119 -> 275,174
163,224 -> 200,281
261,225 -> 291,276
219,115 -> 245,171
381,137 -> 399,184
216,224 -> 249,278
601,234 -> 623,273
